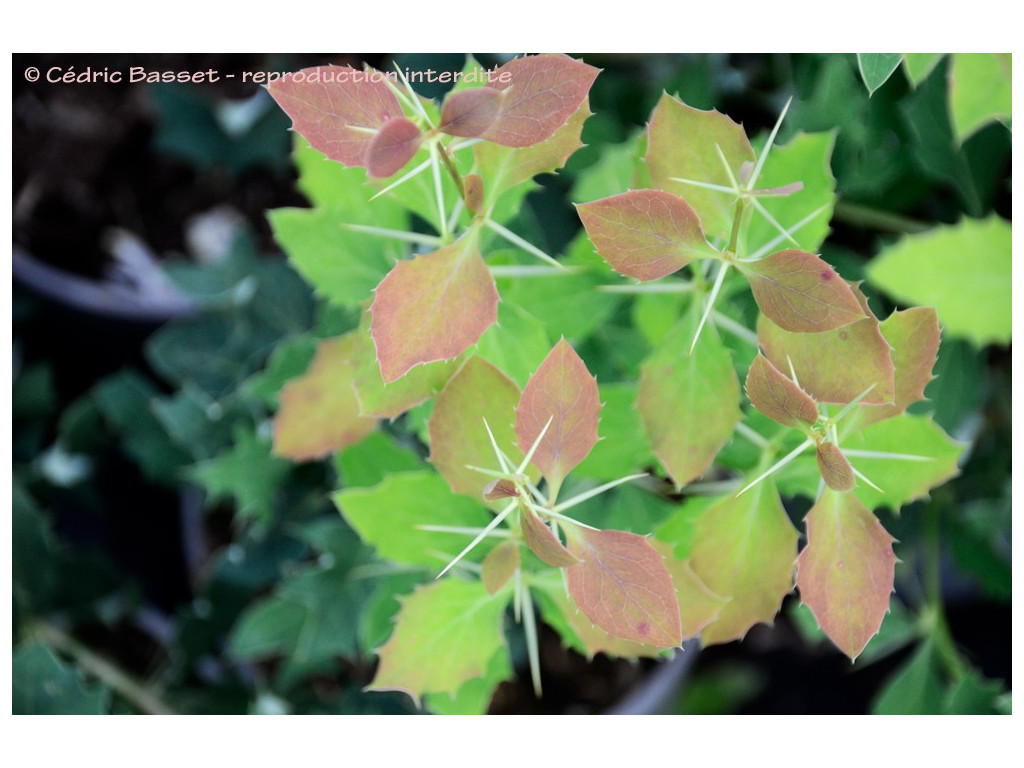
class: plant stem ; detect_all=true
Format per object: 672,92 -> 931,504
30,620 -> 176,715
833,200 -> 931,234
924,507 -> 966,683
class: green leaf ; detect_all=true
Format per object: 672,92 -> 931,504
745,353 -> 820,427
637,302 -> 741,488
741,249 -> 865,333
334,430 -> 426,488
949,53 -> 1011,141
335,471 -> 494,569
369,579 -> 510,702
268,65 -> 403,168
872,639 -> 944,714
428,355 -> 524,502
480,54 -> 599,147
646,93 -> 755,245
689,480 -> 798,645
371,233 -> 498,382
866,217 -> 1011,346
576,189 -> 714,281
571,132 -> 645,204
743,131 -> 836,256
843,414 -> 964,511
796,489 -> 896,659
190,428 -> 291,523
903,53 -> 943,86
12,642 -> 110,714
272,335 -> 376,461
574,384 -> 655,482
651,541 -> 728,638
565,527 -> 682,647
857,54 -> 903,96
861,308 -> 941,425
944,670 -> 1008,714
757,313 -> 895,405
516,340 -> 601,496
473,299 -> 551,390
424,645 -> 513,715
481,540 -> 520,595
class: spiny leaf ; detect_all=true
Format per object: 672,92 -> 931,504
861,308 -> 941,425
190,428 -> 290,522
439,87 -> 503,138
866,216 -> 1011,346
816,441 -> 856,492
366,117 -> 422,178
481,540 -> 520,595
268,65 -> 404,168
576,189 -> 714,281
369,579 -> 510,703
515,339 -> 601,495
475,100 -> 591,210
796,489 -> 896,660
424,644 -> 513,715
428,356 -> 525,502
565,527 -> 682,647
520,506 -> 578,567
482,54 -> 599,147
844,414 -> 964,511
651,541 -> 729,638
741,249 -> 866,332
745,353 -> 820,427
335,471 -> 494,569
371,234 -> 498,382
273,335 -> 376,460
637,303 -> 741,488
646,93 -> 755,244
689,480 -> 798,645
757,313 -> 895,405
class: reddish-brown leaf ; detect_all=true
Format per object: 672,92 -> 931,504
440,87 -> 504,138
651,541 -> 729,639
745,353 -> 820,427
757,314 -> 896,405
741,250 -> 866,333
576,189 -> 714,281
520,506 -> 578,567
861,308 -> 942,425
463,174 -> 485,214
273,335 -> 376,460
796,489 -> 897,660
483,54 -> 599,147
366,117 -> 422,178
371,236 -> 498,383
482,479 -> 519,502
515,340 -> 601,495
481,540 -> 520,595
428,356 -> 524,503
268,65 -> 403,168
566,528 -> 682,647
817,441 -> 856,492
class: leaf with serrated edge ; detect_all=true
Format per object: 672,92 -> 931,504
844,414 -> 964,511
476,100 -> 590,212
741,250 -> 865,332
371,234 -> 498,383
757,314 -> 895,405
369,579 -> 509,703
334,471 -> 493,569
482,54 -> 599,147
268,65 -> 403,168
428,356 -> 527,503
566,528 -> 682,647
576,189 -> 715,281
861,308 -> 941,425
746,353 -> 820,427
646,93 -> 755,244
481,540 -> 520,595
440,87 -> 504,138
515,340 -> 601,495
273,335 -> 376,460
817,441 -> 856,492
521,506 -> 578,567
366,117 -> 422,178
689,480 -> 798,645
651,541 -> 728,638
796,489 -> 896,660
638,304 -> 741,488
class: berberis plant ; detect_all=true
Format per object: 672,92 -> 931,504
262,53 -> 968,712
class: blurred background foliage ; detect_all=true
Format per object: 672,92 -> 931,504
12,52 -> 1010,714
